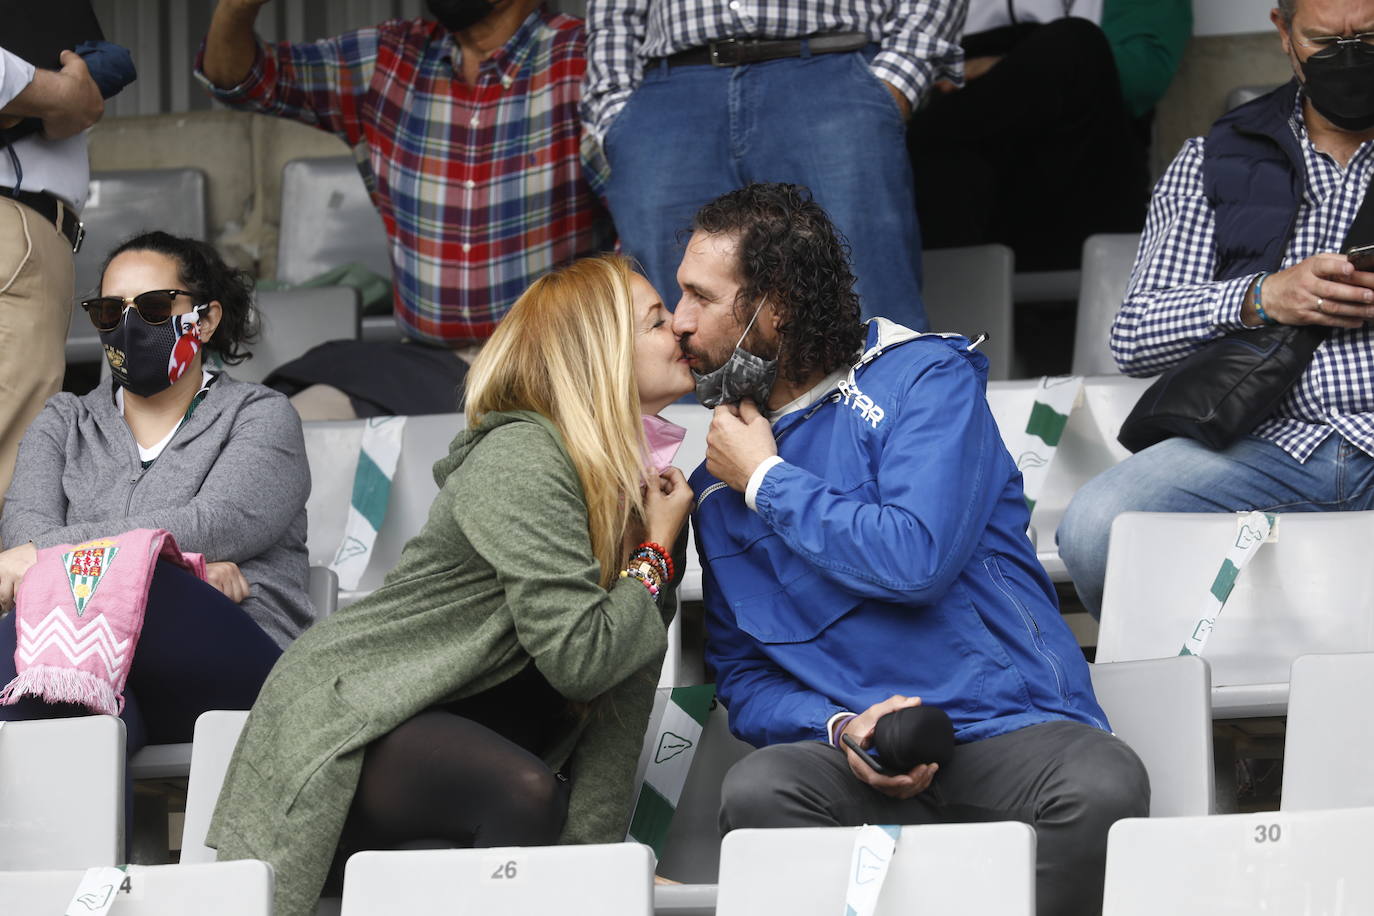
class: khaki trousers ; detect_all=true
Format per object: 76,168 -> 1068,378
0,197 -> 74,521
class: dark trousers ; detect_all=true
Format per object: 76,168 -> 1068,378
909,18 -> 1151,272
0,561 -> 282,849
720,720 -> 1149,916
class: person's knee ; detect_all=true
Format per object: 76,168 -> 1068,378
502,765 -> 566,842
719,744 -> 821,833
1051,736 -> 1151,833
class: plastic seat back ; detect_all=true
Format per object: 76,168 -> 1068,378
716,823 -> 1035,916
922,244 -> 1015,380
340,843 -> 654,915
1282,652 -> 1374,811
1097,511 -> 1374,716
1103,807 -> 1374,914
1071,233 -> 1139,377
0,716 -> 124,869
1090,656 -> 1215,816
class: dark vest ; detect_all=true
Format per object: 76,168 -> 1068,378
1201,80 -> 1305,283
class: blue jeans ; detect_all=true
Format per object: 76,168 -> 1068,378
604,48 -> 925,329
1057,434 -> 1374,617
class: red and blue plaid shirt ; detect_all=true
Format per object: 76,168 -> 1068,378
196,8 -> 612,346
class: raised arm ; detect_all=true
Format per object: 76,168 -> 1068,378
200,0 -> 272,90
453,420 -> 669,703
194,3 -> 379,144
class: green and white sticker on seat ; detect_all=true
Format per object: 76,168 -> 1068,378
1180,510 -> 1277,657
329,416 -> 406,591
1004,376 -> 1085,513
627,684 -> 714,855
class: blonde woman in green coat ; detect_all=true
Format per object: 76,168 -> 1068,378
208,255 -> 697,916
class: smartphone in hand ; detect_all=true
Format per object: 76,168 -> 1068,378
841,733 -> 901,777
1348,244 -> 1374,272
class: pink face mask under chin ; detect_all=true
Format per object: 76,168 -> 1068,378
642,414 -> 687,475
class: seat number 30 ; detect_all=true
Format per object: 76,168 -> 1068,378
1253,823 -> 1282,844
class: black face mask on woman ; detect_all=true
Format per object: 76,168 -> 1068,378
99,305 -> 207,398
425,0 -> 497,32
1301,39 -> 1374,131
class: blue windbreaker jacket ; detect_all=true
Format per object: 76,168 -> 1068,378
692,320 -> 1109,747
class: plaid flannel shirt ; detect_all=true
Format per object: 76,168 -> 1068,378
581,0 -> 967,143
195,8 -> 612,346
1112,99 -> 1374,461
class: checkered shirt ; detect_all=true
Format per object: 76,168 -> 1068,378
195,9 -> 612,346
581,0 -> 967,142
1112,99 -> 1374,461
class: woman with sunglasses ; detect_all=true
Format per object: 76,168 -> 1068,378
0,231 -> 312,765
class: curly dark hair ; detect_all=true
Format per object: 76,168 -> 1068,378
691,183 -> 866,385
102,231 -> 258,365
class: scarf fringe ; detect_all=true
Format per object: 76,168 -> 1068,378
0,664 -> 121,716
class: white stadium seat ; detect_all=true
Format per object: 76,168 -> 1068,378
1102,807 -> 1374,915
715,823 -> 1036,916
0,860 -> 272,914
1281,652 -> 1374,811
0,716 -> 124,870
1096,510 -> 1374,717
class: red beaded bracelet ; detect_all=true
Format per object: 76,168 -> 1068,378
638,541 -> 675,581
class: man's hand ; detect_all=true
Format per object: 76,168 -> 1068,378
880,80 -> 912,120
1245,253 -> 1374,329
2,51 -> 106,140
706,400 -> 778,492
205,561 -> 251,604
0,543 -> 39,614
839,695 -> 939,799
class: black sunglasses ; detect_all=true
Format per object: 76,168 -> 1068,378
80,289 -> 199,332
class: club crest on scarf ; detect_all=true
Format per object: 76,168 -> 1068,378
64,540 -> 119,617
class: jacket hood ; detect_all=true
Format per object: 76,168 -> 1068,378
858,318 -> 990,384
433,409 -> 564,485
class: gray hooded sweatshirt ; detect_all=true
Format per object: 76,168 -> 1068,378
1,374 -> 313,647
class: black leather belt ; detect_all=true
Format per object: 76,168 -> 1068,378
658,31 -> 869,68
0,186 -> 84,252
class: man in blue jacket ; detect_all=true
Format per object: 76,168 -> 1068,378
676,184 -> 1148,916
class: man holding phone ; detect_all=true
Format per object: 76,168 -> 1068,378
679,183 -> 1148,916
1059,0 -> 1374,617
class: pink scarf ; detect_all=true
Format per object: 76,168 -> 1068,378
0,529 -> 205,715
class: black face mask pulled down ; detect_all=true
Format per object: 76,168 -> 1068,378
99,306 -> 207,398
1302,41 -> 1374,131
426,0 -> 497,32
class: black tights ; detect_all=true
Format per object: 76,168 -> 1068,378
341,709 -> 570,852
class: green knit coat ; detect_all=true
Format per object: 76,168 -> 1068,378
207,411 -> 673,916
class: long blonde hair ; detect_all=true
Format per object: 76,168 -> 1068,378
465,255 -> 646,588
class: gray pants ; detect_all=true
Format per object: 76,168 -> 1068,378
719,720 -> 1149,916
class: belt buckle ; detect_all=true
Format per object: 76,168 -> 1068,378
72,221 -> 85,254
709,38 -> 742,66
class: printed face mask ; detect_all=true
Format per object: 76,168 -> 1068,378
425,0 -> 497,31
100,304 -> 207,397
1302,40 -> 1374,131
692,301 -> 779,409
642,414 -> 687,474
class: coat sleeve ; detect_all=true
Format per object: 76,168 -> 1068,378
558,662 -> 661,845
452,422 -> 668,704
752,350 -> 1006,604
20,392 -> 310,561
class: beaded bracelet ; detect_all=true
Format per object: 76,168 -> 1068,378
629,547 -> 669,584
1253,272 -> 1279,326
620,565 -> 661,598
635,541 -> 675,582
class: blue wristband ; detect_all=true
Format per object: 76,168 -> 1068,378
1253,273 -> 1279,326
